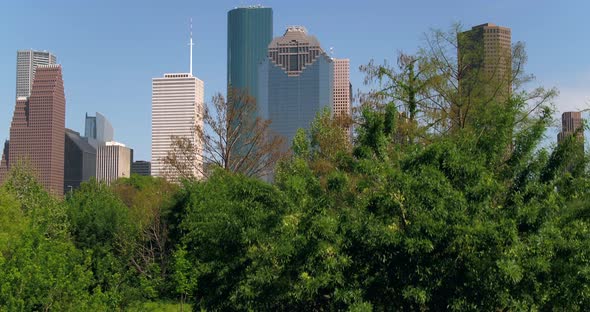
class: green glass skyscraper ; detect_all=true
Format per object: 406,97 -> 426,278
227,6 -> 273,104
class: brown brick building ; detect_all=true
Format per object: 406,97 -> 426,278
558,111 -> 584,144
0,65 -> 66,195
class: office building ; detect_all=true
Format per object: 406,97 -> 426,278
16,50 -> 57,98
96,141 -> 132,185
64,129 -> 96,193
152,24 -> 204,181
332,58 -> 352,137
84,112 -> 114,148
258,26 -> 334,145
227,6 -> 273,105
558,111 -> 584,143
152,73 -> 204,180
131,160 -> 151,176
0,65 -> 66,195
458,23 -> 512,97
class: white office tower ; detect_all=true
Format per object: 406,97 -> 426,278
96,141 -> 132,185
16,50 -> 57,98
152,22 -> 204,181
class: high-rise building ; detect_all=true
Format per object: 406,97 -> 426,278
96,141 -> 132,185
258,26 -> 334,145
227,6 -> 273,104
84,112 -> 114,148
152,23 -> 204,181
332,58 -> 352,137
16,50 -> 57,98
458,23 -> 512,98
0,65 -> 66,195
131,160 -> 151,176
64,129 -> 96,193
558,111 -> 584,143
152,73 -> 204,180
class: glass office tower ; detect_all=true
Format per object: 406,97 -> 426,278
227,6 -> 273,104
258,26 -> 334,146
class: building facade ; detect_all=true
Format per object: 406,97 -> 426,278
227,6 -> 273,104
458,23 -> 512,97
16,50 -> 57,98
558,111 -> 584,143
96,141 -> 132,185
0,65 -> 66,195
152,73 -> 204,180
84,112 -> 114,148
332,58 -> 352,137
131,160 -> 151,176
64,129 -> 96,193
258,26 -> 334,145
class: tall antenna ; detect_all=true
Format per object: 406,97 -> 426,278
189,18 -> 194,75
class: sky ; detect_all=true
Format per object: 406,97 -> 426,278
0,0 -> 589,160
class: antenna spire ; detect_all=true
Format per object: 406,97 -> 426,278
189,18 -> 194,75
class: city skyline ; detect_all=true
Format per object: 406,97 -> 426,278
1,0 -> 589,161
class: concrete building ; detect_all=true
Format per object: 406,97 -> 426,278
16,50 -> 57,98
152,23 -> 204,181
558,111 -> 584,143
152,73 -> 204,180
84,112 -> 114,149
131,160 -> 151,176
96,141 -> 132,185
458,23 -> 512,98
64,129 -> 96,193
332,58 -> 352,137
227,6 -> 273,104
0,65 -> 66,195
258,26 -> 334,145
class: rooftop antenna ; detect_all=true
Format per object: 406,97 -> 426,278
329,47 -> 334,58
189,18 -> 194,75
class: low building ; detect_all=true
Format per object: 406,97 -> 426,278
64,129 -> 96,193
131,160 -> 151,176
96,141 -> 132,185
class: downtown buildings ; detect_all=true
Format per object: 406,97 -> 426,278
227,6 -> 273,104
151,25 -> 204,181
258,26 -> 335,145
0,63 -> 66,195
16,49 -> 57,98
96,141 -> 132,185
558,111 -> 584,144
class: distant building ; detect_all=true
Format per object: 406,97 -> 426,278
64,129 -> 96,193
456,23 -> 512,127
85,112 -> 114,149
258,26 -> 334,145
16,50 -> 57,98
227,6 -> 273,105
332,58 -> 352,137
558,111 -> 584,144
131,160 -> 151,176
0,65 -> 66,195
96,141 -> 132,185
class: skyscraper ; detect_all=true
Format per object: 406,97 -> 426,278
227,6 -> 273,103
152,23 -> 204,181
84,112 -> 114,148
96,141 -> 132,185
332,58 -> 352,137
558,111 -> 584,143
0,65 -> 66,195
16,50 -> 57,98
152,73 -> 204,180
258,26 -> 334,145
458,23 -> 512,98
64,129 -> 96,193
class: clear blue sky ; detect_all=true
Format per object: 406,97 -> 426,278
1,0 -> 589,160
